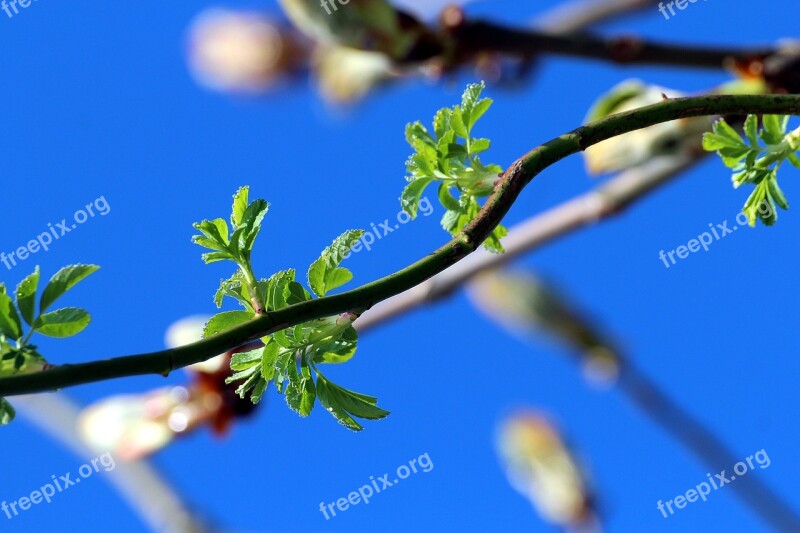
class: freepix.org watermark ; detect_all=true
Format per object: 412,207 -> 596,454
1,196 -> 111,271
656,449 -> 771,518
1,0 -> 39,19
658,0 -> 708,20
657,200 -> 773,269
326,196 -> 434,267
320,0 -> 349,16
2,452 -> 116,520
319,452 -> 434,520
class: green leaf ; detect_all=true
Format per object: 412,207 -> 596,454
0,345 -> 45,376
312,326 -> 358,365
711,119 -> 746,147
432,108 -> 452,139
230,347 -> 264,371
285,281 -> 313,305
444,143 -> 469,159
272,347 -> 295,393
460,82 -> 485,127
742,179 -> 777,226
468,98 -> 493,131
0,398 -> 15,425
744,114 -> 760,147
39,264 -> 100,313
260,339 -> 280,382
450,106 -> 468,139
316,376 -> 363,431
767,176 -> 789,210
484,223 -> 509,254
406,122 -> 438,147
440,209 -> 461,234
270,330 -> 297,350
323,269 -> 353,294
192,219 -> 230,250
235,371 -> 263,400
199,251 -> 233,264
0,285 -> 22,341
33,307 -> 91,338
307,230 -> 364,297
231,186 -> 249,228
250,377 -> 268,404
436,130 -> 456,165
761,115 -> 788,145
203,311 -> 253,338
322,378 -> 390,420
15,267 -> 40,327
401,178 -> 434,218
263,269 -> 295,311
470,138 -> 491,154
226,365 -> 259,386
438,183 -> 463,213
238,200 -> 269,252
214,271 -> 253,311
286,356 -> 316,417
702,133 -> 748,152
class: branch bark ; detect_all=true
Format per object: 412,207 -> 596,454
444,17 -> 774,70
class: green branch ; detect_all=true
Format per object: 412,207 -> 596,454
2,94 -> 800,397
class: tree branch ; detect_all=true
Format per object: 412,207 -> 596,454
533,0 -> 661,32
446,18 -> 774,69
2,94 -> 800,397
620,361 -> 800,531
15,394 -> 210,533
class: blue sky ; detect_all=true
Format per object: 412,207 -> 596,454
1,0 -> 799,531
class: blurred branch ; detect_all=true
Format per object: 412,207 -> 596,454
533,0 -> 660,32
186,3 -> 795,103
619,362 -> 800,531
468,271 -> 800,530
446,17 -> 773,70
3,94 -> 800,396
15,394 -> 209,533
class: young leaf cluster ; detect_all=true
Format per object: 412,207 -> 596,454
193,187 -> 389,431
0,264 -> 99,425
703,115 -> 800,226
193,187 -> 269,313
401,82 -> 508,252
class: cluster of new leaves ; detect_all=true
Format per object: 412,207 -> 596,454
703,114 -> 800,226
0,264 -> 99,425
401,82 -> 508,253
193,187 -> 389,431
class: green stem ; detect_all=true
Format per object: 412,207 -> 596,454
2,94 -> 800,397
20,328 -> 35,347
240,262 -> 264,315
